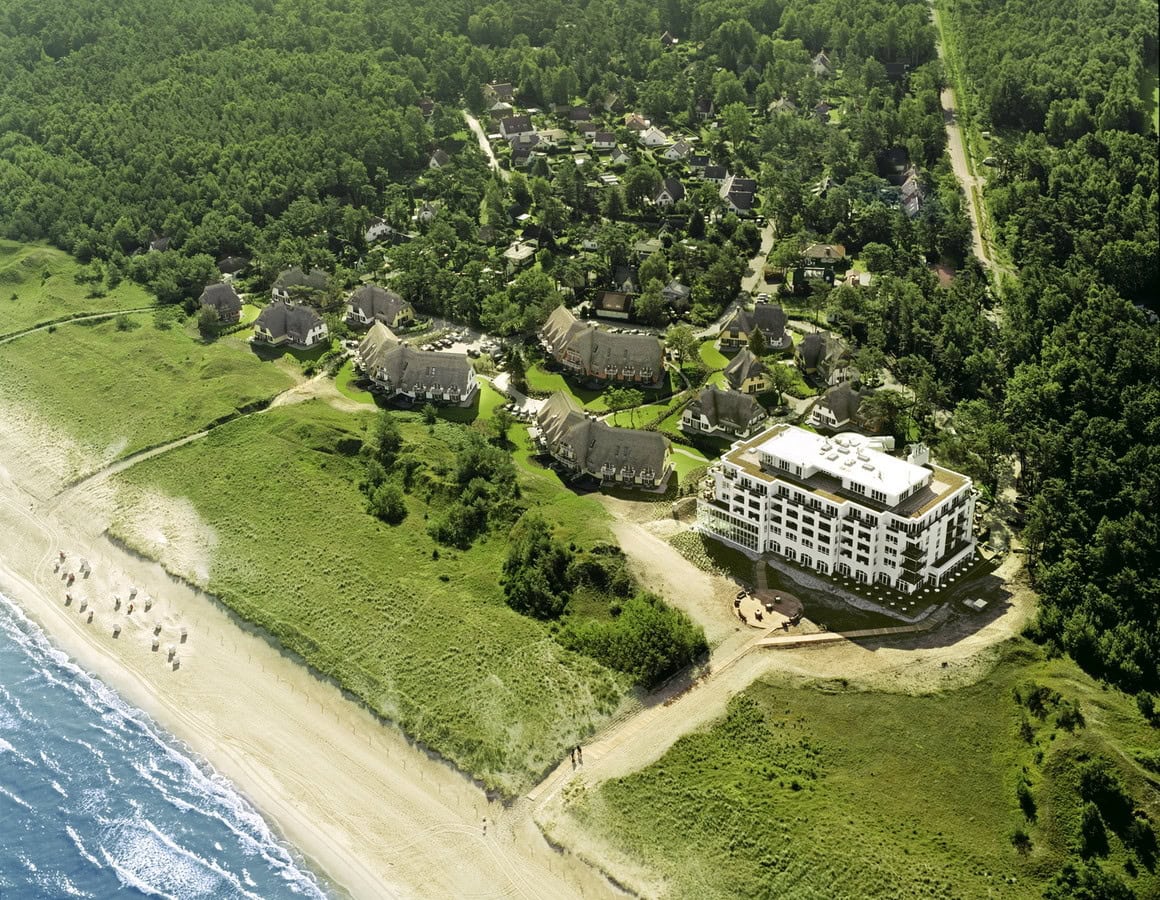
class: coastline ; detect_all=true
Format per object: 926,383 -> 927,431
0,406 -> 614,899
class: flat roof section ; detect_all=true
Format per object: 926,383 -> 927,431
717,426 -> 970,520
758,428 -> 929,498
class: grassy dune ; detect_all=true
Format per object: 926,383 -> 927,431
0,314 -> 294,460
0,240 -> 155,335
570,641 -> 1159,898
111,402 -> 627,792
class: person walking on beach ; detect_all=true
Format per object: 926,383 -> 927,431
576,745 -> 583,765
570,747 -> 576,768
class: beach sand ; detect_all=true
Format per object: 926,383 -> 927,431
0,404 -> 616,900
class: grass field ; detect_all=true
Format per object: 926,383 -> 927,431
110,401 -> 628,793
570,641 -> 1160,899
698,340 -> 729,370
0,240 -> 155,335
526,363 -> 611,410
0,313 -> 295,460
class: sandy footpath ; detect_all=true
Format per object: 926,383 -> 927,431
0,405 -> 615,900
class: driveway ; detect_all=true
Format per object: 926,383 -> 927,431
463,110 -> 509,181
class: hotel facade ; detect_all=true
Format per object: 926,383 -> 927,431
697,425 -> 976,592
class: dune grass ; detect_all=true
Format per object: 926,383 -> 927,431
0,313 -> 295,461
571,640 -> 1160,899
0,241 -> 157,336
110,401 -> 627,793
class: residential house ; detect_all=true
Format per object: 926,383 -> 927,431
814,101 -> 833,124
591,131 -> 617,150
703,165 -> 731,185
694,97 -> 715,121
900,167 -> 924,218
488,100 -> 514,119
271,267 -> 329,304
718,302 -> 791,353
612,265 -> 639,293
252,300 -> 328,348
364,218 -> 414,246
576,122 -> 600,140
688,154 -> 712,172
483,82 -> 515,104
416,201 -> 438,225
198,283 -> 243,325
632,237 -> 663,259
624,113 -> 650,131
723,348 -> 774,394
638,125 -> 668,147
418,97 -> 435,118
812,51 -> 832,77
216,256 -> 249,277
660,30 -> 679,48
540,304 -> 665,386
346,284 -> 415,330
567,105 -> 592,122
652,177 -> 686,208
768,97 -> 798,116
536,127 -> 569,148
697,425 -> 976,592
503,240 -> 538,271
428,148 -> 451,169
593,291 -> 634,320
535,392 -> 671,490
720,175 -> 757,214
809,381 -> 864,430
664,140 -> 692,161
661,280 -> 692,312
609,146 -> 633,167
796,332 -> 850,385
355,322 -> 478,407
802,243 -> 846,268
682,385 -> 768,439
499,115 -> 534,139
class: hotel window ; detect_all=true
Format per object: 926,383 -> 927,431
871,489 -> 886,503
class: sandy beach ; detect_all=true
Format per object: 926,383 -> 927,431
0,401 -> 616,900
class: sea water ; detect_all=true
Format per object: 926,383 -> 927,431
0,591 -> 330,899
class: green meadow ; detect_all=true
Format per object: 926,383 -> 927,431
110,401 -> 630,792
570,641 -> 1159,899
0,240 -> 155,335
0,312 -> 294,462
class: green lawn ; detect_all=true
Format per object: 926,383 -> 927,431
570,641 -> 1160,899
0,240 -> 156,335
526,363 -> 610,410
670,446 -> 709,482
334,359 -> 376,405
0,313 -> 295,463
110,402 -> 626,793
698,339 -> 729,370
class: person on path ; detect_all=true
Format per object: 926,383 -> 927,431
570,747 -> 576,767
576,745 -> 583,764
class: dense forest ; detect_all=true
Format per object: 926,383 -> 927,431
0,0 -> 1157,705
940,0 -> 1159,697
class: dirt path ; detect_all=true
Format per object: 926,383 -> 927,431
0,306 -> 159,344
464,110 -> 509,181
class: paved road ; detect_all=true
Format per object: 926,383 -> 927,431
930,3 -> 991,270
463,110 -> 509,181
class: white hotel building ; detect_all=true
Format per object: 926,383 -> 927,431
697,425 -> 977,592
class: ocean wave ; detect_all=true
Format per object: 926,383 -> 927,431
0,590 -> 329,899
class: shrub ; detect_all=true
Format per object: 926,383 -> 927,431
502,514 -> 573,619
367,483 -> 407,524
1017,777 -> 1037,821
558,593 -> 708,688
1011,827 -> 1032,853
1137,691 -> 1157,724
1079,803 -> 1108,858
